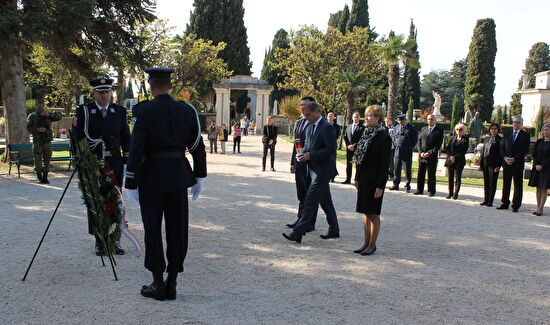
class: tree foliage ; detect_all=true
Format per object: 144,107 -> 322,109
519,42 -> 550,89
347,0 -> 370,31
535,106 -> 545,136
271,26 -> 386,116
420,59 -> 467,118
261,29 -> 299,110
328,5 -> 350,35
372,32 -> 419,118
401,19 -> 421,111
407,96 -> 414,122
450,95 -> 461,133
509,93 -> 522,118
186,0 -> 252,75
464,18 -> 497,122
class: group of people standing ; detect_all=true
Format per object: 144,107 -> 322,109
207,120 -> 243,154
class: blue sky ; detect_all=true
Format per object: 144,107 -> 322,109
156,0 -> 550,106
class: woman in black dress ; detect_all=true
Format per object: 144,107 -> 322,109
352,105 -> 391,256
444,123 -> 469,199
479,123 -> 502,207
528,124 -> 550,216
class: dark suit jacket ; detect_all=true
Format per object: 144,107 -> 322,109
532,138 -> 550,169
394,123 -> 418,159
331,122 -> 342,140
479,135 -> 502,169
444,135 -> 469,167
262,124 -> 278,145
303,118 -> 337,181
354,131 -> 392,189
500,129 -> 530,169
344,122 -> 364,147
417,125 -> 444,163
125,94 -> 207,192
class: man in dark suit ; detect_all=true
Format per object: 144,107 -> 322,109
342,112 -> 364,184
283,101 -> 339,243
390,114 -> 418,192
385,116 -> 396,180
497,116 -> 530,212
125,68 -> 207,301
73,77 -> 130,256
414,114 -> 443,196
261,115 -> 278,171
327,112 -> 341,182
287,97 -> 320,232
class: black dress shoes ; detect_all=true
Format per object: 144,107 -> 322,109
480,202 -> 487,206
428,192 -> 435,197
413,191 -> 423,195
286,222 -> 296,228
405,186 -> 411,193
496,205 -> 509,210
304,226 -> 315,233
353,248 -> 366,254
141,282 -> 166,301
446,195 -> 452,199
360,246 -> 377,256
389,186 -> 399,191
512,208 -> 519,213
320,232 -> 340,239
486,203 -> 493,207
341,180 -> 351,184
452,195 -> 458,200
141,273 -> 166,301
282,232 -> 302,243
164,273 -> 177,300
271,167 -> 276,172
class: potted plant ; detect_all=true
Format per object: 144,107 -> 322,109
470,154 -> 480,166
59,128 -> 68,139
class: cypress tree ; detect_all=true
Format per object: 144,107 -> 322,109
502,104 -> 508,124
464,18 -> 497,122
509,93 -> 522,118
535,106 -> 545,135
401,19 -> 421,111
186,0 -> 252,75
407,97 -> 414,122
347,0 -> 370,31
261,29 -> 298,110
450,95 -> 460,133
328,5 -> 350,34
495,105 -> 503,125
519,42 -> 550,89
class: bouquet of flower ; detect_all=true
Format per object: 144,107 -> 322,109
59,128 -> 67,134
74,138 -> 122,257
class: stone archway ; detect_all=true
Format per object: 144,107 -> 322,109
213,75 -> 273,132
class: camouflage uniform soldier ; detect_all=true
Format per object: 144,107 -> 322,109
26,100 -> 62,183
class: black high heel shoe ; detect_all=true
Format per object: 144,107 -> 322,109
360,246 -> 377,256
353,248 -> 367,254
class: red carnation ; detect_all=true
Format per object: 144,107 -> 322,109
104,202 -> 117,215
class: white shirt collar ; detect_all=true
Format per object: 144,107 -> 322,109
95,101 -> 108,111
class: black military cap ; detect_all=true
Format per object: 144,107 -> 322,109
396,114 -> 407,121
144,67 -> 175,80
89,78 -> 114,92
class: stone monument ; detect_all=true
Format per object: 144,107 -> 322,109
432,90 -> 444,120
517,70 -> 550,126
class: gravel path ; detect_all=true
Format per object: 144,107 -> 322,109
1,135 -> 549,324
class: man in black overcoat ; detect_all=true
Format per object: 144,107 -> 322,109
390,114 -> 418,192
497,116 -> 530,212
342,112 -> 364,184
414,114 -> 443,196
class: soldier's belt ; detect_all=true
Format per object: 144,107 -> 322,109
147,151 -> 185,159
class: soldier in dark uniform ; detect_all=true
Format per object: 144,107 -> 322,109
125,68 -> 207,301
26,99 -> 62,183
72,77 -> 130,256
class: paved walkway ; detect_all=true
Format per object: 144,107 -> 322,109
1,135 -> 549,324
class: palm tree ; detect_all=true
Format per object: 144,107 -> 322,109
372,32 -> 419,118
336,71 -> 366,124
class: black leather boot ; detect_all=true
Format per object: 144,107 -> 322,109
42,172 -> 49,184
165,272 -> 178,300
141,272 -> 166,301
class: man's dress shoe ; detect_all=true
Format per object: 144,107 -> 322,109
413,191 -> 423,195
282,232 -> 302,243
496,205 -> 508,210
341,180 -> 351,184
140,282 -> 166,301
389,186 -> 399,191
320,232 -> 340,239
512,208 -> 519,213
428,192 -> 435,197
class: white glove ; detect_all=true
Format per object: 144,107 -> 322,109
126,189 -> 140,206
122,164 -> 127,187
190,178 -> 205,201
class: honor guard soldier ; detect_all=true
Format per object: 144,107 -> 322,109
72,77 -> 131,256
26,99 -> 62,183
124,68 -> 207,301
